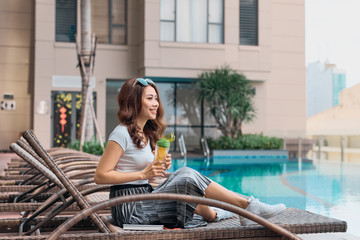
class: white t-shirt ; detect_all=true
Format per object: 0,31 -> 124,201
108,124 -> 154,185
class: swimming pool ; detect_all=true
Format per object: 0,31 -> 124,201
170,157 -> 360,236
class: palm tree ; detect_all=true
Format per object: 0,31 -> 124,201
196,66 -> 256,138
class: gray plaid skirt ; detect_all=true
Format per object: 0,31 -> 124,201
109,167 -> 212,228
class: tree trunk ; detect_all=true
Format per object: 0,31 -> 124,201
79,0 -> 94,143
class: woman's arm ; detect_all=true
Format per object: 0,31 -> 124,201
94,140 -> 166,185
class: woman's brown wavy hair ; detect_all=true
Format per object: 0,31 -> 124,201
117,78 -> 167,150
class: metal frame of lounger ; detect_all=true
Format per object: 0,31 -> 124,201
4,139 -> 99,176
2,150 -> 99,181
5,142 -> 109,235
0,139 -> 99,203
20,130 -> 111,235
3,145 -> 96,204
0,139 -> 105,215
7,154 -> 99,168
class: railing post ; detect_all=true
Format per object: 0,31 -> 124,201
318,136 -> 322,160
298,137 -> 302,172
283,136 -> 286,150
201,138 -> 210,157
178,134 -> 187,159
340,136 -> 344,162
298,137 -> 302,161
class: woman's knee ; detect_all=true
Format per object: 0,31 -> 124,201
177,166 -> 196,174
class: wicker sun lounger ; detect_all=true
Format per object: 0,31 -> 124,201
47,193 -> 348,240
0,130 -> 112,235
4,138 -> 98,172
0,136 -> 105,217
0,143 -> 109,235
0,130 -> 348,239
0,138 -> 99,203
2,141 -> 99,180
0,194 -> 347,240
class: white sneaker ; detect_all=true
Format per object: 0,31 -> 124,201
239,196 -> 286,226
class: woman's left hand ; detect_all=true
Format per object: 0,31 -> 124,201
165,153 -> 172,170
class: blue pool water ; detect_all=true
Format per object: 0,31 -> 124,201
170,157 -> 360,236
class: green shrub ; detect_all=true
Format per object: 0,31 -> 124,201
207,134 -> 283,150
67,139 -> 107,156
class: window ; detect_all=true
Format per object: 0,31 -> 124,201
56,0 -> 77,42
56,0 -> 127,44
92,0 -> 127,45
240,0 -> 258,45
160,0 -> 224,44
106,78 -> 217,152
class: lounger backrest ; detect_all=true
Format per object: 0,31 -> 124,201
22,130 -> 110,234
10,143 -> 63,188
17,137 -> 48,166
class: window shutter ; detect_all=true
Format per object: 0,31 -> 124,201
56,0 -> 77,42
240,0 -> 258,45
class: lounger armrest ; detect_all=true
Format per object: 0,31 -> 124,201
47,193 -> 301,240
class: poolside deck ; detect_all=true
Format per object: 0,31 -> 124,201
298,232 -> 360,240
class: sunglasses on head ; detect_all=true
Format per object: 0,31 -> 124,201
135,78 -> 155,86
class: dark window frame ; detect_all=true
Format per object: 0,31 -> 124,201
55,0 -> 77,43
55,0 -> 128,45
106,77 -> 217,152
145,77 -> 217,151
108,0 -> 128,45
239,0 -> 259,46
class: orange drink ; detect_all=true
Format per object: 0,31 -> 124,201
153,138 -> 170,180
154,138 -> 170,166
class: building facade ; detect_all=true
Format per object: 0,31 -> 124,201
0,0 -> 306,151
306,61 -> 346,117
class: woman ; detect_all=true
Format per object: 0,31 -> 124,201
94,78 -> 286,228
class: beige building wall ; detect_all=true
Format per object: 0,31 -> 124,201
143,0 -> 306,139
0,0 -> 34,150
265,0 -> 306,138
0,0 -> 306,150
307,83 -> 360,162
33,0 -> 144,148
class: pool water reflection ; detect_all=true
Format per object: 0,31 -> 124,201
170,158 -> 360,236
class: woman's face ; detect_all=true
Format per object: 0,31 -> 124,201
139,85 -> 159,121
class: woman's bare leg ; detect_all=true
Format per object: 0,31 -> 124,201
198,181 -> 286,225
194,204 -> 217,221
194,181 -> 249,221
205,181 -> 249,209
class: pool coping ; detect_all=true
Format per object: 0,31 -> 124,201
212,149 -> 289,159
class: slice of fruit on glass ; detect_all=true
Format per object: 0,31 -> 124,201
164,132 -> 175,142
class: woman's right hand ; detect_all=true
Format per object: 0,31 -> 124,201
141,161 -> 166,180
